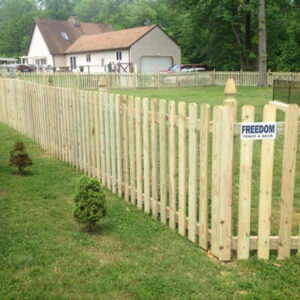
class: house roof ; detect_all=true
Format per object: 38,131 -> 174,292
26,18 -> 113,55
64,24 -> 157,54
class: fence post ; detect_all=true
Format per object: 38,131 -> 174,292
213,69 -> 216,85
99,76 -> 107,92
223,78 -> 237,122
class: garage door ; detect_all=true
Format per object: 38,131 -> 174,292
140,56 -> 172,73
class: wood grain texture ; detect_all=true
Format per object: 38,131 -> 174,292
237,105 -> 255,260
178,102 -> 187,236
199,104 -> 210,250
188,103 -> 198,243
257,104 -> 276,259
168,100 -> 176,230
278,104 -> 299,259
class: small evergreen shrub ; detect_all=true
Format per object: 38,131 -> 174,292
9,141 -> 32,174
73,176 -> 107,230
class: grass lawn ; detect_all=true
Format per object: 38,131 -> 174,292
110,86 -> 274,120
1,120 -> 300,299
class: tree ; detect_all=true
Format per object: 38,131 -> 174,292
258,0 -> 267,86
73,176 -> 107,231
0,0 -> 38,57
9,141 -> 32,174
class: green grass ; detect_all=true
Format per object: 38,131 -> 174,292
1,120 -> 300,299
110,86 -> 273,120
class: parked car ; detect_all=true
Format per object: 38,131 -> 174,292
160,64 -> 210,74
17,64 -> 34,73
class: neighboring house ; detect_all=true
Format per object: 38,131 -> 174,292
22,16 -> 112,71
22,16 -> 181,73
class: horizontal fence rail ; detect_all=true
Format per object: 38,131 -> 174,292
2,71 -> 300,89
0,79 -> 299,261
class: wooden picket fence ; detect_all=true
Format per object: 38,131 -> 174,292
0,78 -> 299,261
3,71 -> 300,89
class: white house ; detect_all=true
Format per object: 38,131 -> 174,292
22,17 -> 181,73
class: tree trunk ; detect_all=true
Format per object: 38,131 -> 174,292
258,0 -> 268,87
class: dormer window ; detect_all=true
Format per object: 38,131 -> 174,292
61,32 -> 69,40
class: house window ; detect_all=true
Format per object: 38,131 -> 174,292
86,54 -> 91,63
41,59 -> 46,65
70,56 -> 77,70
61,32 -> 69,40
100,58 -> 105,66
116,51 -> 122,61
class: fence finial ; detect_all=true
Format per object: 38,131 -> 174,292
224,78 -> 237,121
99,76 -> 107,92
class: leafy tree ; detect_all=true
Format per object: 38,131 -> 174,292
0,0 -> 300,71
0,0 -> 38,57
73,176 -> 107,231
9,141 -> 32,174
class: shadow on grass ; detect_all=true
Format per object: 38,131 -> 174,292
11,169 -> 34,177
80,219 -> 115,236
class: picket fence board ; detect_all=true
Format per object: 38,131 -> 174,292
135,97 -> 143,210
168,100 -> 176,230
104,93 -> 112,189
257,104 -> 277,259
211,106 -> 222,258
143,97 -> 150,213
128,96 -> 136,204
151,99 -> 158,218
199,104 -> 210,250
178,102 -> 187,236
121,95 -> 129,201
99,92 -> 106,186
115,94 -> 123,197
219,105 -> 234,261
94,92 -> 101,182
278,104 -> 299,259
159,100 -> 167,224
188,103 -> 198,243
109,93 -> 117,193
237,105 -> 255,260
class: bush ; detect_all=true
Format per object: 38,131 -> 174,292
73,176 -> 107,230
9,141 -> 32,174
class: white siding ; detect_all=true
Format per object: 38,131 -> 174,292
65,50 -> 130,72
27,25 -> 53,66
130,26 -> 181,73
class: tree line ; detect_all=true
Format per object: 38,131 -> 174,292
0,0 -> 299,71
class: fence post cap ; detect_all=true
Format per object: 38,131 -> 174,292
224,78 -> 236,96
99,76 -> 107,87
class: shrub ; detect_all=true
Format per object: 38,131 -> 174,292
9,141 -> 32,174
73,176 -> 107,230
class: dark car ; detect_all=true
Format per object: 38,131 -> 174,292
160,64 -> 210,74
17,65 -> 34,73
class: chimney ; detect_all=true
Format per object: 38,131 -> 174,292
68,16 -> 80,27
